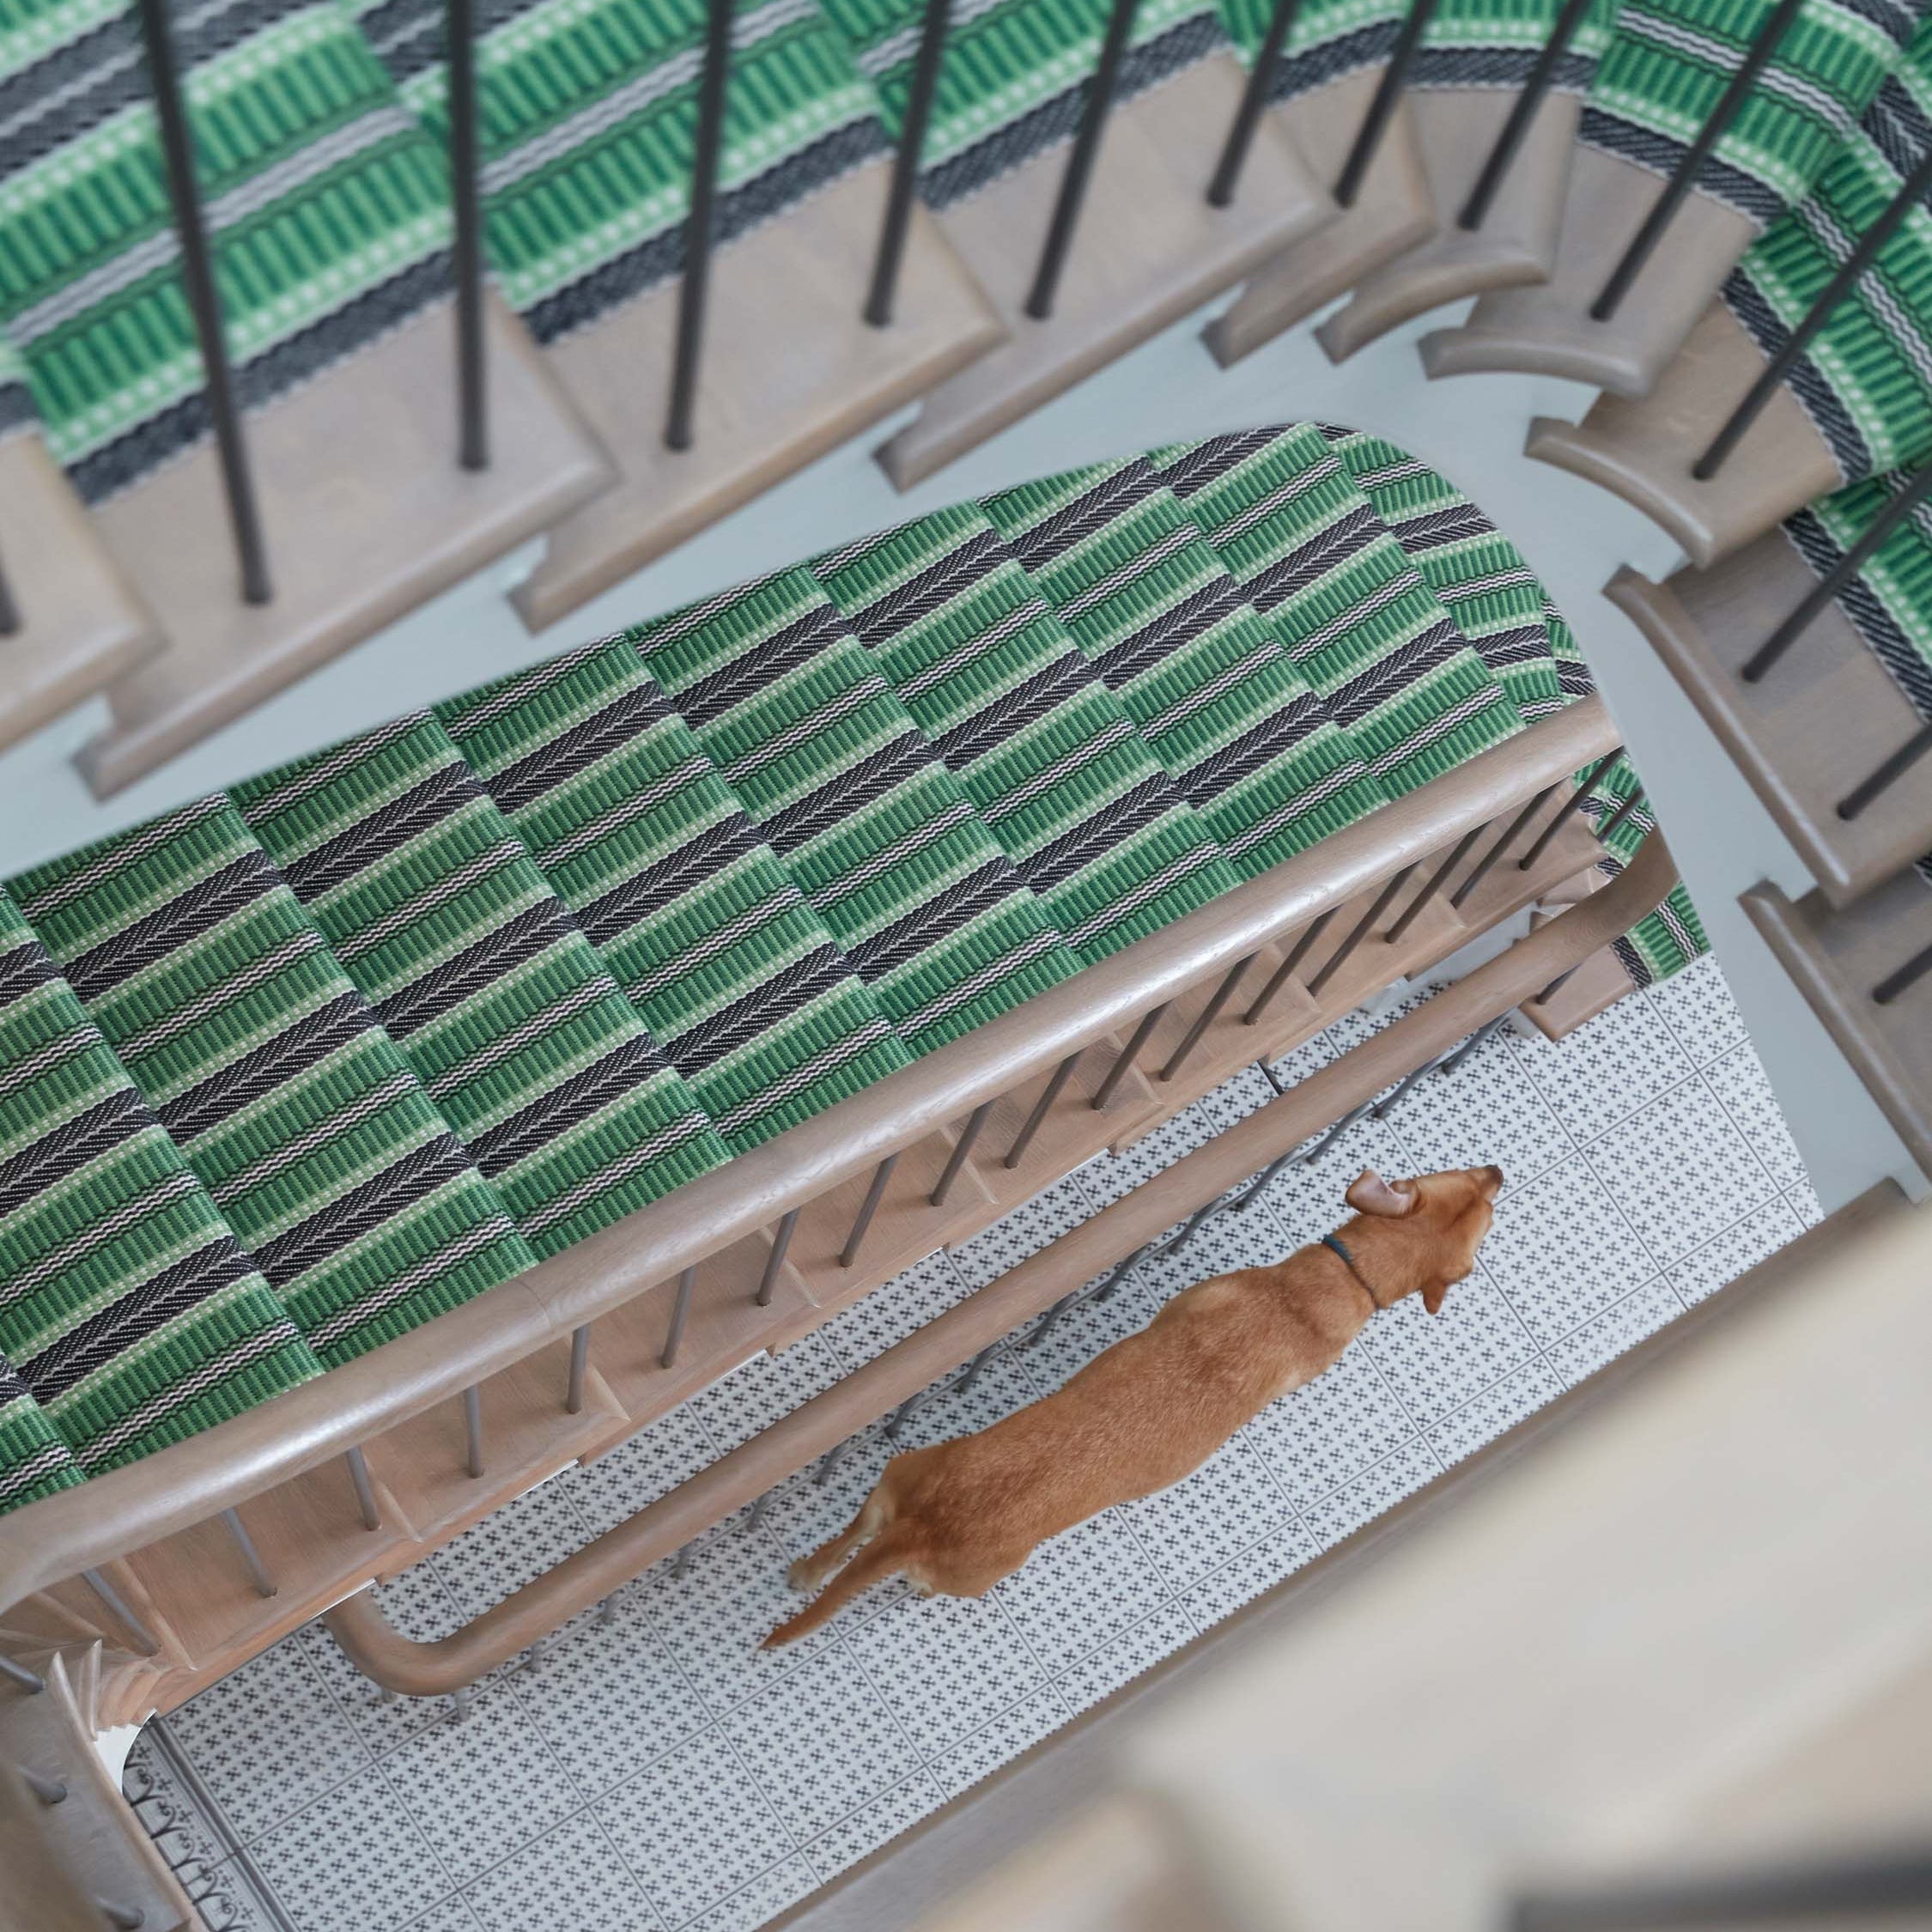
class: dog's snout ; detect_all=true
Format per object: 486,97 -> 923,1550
1483,1163 -> 1504,1193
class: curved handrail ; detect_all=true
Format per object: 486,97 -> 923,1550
324,827 -> 1677,1697
0,697 -> 1614,1621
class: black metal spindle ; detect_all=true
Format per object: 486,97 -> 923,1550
1242,908 -> 1336,1024
659,1263 -> 698,1367
1167,1195 -> 1224,1252
1449,786 -> 1560,910
1386,829 -> 1484,944
100,1905 -> 146,1932
956,1340 -> 999,1394
1005,1052 -> 1080,1167
447,0 -> 488,469
1741,459 -> 1932,681
136,0 -> 272,604
1091,1242 -> 1150,1303
1590,0 -> 1807,321
1873,939 -> 1932,1006
1306,864 -> 1417,997
1370,1051 -> 1446,1119
0,542 -> 19,635
1435,1012 -> 1510,1078
565,1326 -> 591,1413
1697,151 -> 1932,479
1517,746 -> 1625,870
864,0 -> 950,325
0,1655 -> 45,1693
1207,0 -> 1309,208
1457,0 -> 1597,229
1231,1147 -> 1296,1210
841,1153 -> 898,1268
1839,720 -> 1932,819
343,1448 -> 380,1531
1091,1004 -> 1167,1106
1531,960 -> 1585,1005
1595,783 -> 1647,844
219,1508 -> 277,1598
81,1568 -> 161,1656
1333,0 -> 1441,208
1301,1098 -> 1375,1165
462,1384 -> 484,1478
1024,0 -> 1139,319
1159,957 -> 1254,1080
931,1103 -> 992,1204
21,1769 -> 65,1805
756,1208 -> 799,1303
665,0 -> 733,449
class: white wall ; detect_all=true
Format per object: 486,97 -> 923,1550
1,295 -> 1918,1211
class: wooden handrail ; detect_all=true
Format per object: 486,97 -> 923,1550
323,828 -> 1676,1697
0,698 -> 1613,1622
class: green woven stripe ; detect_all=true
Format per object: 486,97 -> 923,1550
1157,428 -> 1523,798
629,569 -> 1082,1057
0,891 -> 321,1475
232,716 -> 731,1258
1784,468 -> 1932,723
438,639 -> 911,1153
1581,0 -> 1908,227
0,1364 -> 82,1514
817,0 -> 1220,206
1,0 -> 457,497
1321,426 -> 1565,723
983,458 -> 1392,880
9,799 -> 537,1368
348,0 -> 885,337
1722,21 -> 1932,489
812,506 -> 1242,963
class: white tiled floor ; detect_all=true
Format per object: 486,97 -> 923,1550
125,955 -> 1819,1932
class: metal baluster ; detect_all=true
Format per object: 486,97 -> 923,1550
1333,0 -> 1442,208
1839,721 -> 1932,819
1092,1005 -> 1167,1106
1873,939 -> 1932,1006
1516,747 -> 1625,871
1595,784 -> 1647,845
447,0 -> 488,468
1589,0 -> 1806,321
1457,0 -> 1597,229
1697,149 -> 1932,480
1300,1099 -> 1375,1166
1741,459 -> 1932,682
21,1769 -> 65,1804
1159,957 -> 1254,1080
0,1655 -> 45,1692
1449,787 -> 1560,910
1091,1242 -> 1150,1301
671,1546 -> 693,1579
565,1325 -> 591,1414
882,1390 -> 925,1439
841,1154 -> 898,1268
99,1905 -> 146,1932
0,542 -> 19,635
1370,1050 -> 1449,1118
81,1568 -> 161,1656
1024,1289 -> 1084,1351
135,0 -> 271,604
930,1105 -> 991,1204
659,1264 -> 698,1368
1530,961 -> 1586,1006
219,1509 -> 277,1599
1242,909 -> 1338,1024
1307,865 -> 1416,997
597,1595 -> 618,1629
864,0 -> 950,325
1166,1197 -> 1225,1252
757,1208 -> 799,1303
1434,1012 -> 1510,1078
1230,1150 -> 1296,1212
448,1685 -> 472,1722
337,1447 -> 380,1533
665,0 -> 733,449
814,1437 -> 860,1485
1024,0 -> 1139,319
955,1341 -> 999,1394
462,1385 -> 484,1479
1005,1052 -> 1080,1167
1386,830 -> 1484,945
1207,0 -> 1309,208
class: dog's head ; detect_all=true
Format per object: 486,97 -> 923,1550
1344,1164 -> 1504,1315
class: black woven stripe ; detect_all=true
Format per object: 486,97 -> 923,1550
666,939 -> 856,1069
374,896 -> 578,1042
670,599 -> 848,726
1093,574 -> 1252,686
526,118 -> 886,343
0,380 -> 38,443
466,1033 -> 671,1172
1023,774 -> 1177,890
1410,44 -> 1570,91
754,724 -> 934,854
275,759 -> 479,902
1184,691 -> 1333,799
1722,269 -> 1872,482
1329,618 -> 1468,727
1005,463 -> 1165,568
1782,507 -> 1932,721
1577,106 -> 1786,228
0,1087 -> 149,1223
0,935 -> 59,1007
23,1236 -> 261,1397
252,1132 -> 480,1282
484,678 -> 680,817
927,653 -> 1097,768
1155,432 -> 1280,499
847,526 -> 1006,637
161,990 -> 375,1147
1268,18 -> 1404,105
64,850 -> 283,999
576,814 -> 770,950
1240,502 -> 1383,617
848,859 -> 1018,979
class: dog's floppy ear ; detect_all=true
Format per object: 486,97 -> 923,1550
1346,1168 -> 1416,1218
1422,1279 -> 1450,1317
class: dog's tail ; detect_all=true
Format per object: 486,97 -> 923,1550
761,1533 -> 908,1649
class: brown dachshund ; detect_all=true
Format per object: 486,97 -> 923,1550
764,1163 -> 1504,1646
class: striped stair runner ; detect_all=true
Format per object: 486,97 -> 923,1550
812,506 -> 1245,966
0,1355 -> 82,1514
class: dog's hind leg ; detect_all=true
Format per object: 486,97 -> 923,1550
786,1488 -> 890,1595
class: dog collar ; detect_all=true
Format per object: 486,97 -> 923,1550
1321,1233 -> 1381,1315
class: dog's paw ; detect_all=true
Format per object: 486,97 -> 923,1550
785,1556 -> 816,1593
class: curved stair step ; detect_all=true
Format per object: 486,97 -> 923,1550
1528,302 -> 1841,568
878,55 -> 1333,488
1606,544 -> 1930,908
1315,87 -> 1579,362
1204,67 -> 1431,368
